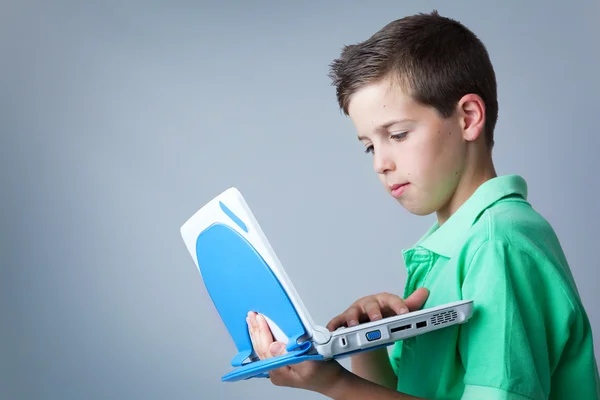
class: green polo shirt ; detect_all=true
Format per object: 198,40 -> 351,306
389,175 -> 600,399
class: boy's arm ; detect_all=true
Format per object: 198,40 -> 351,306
248,312 -> 428,399
326,289 -> 430,390
323,371 -> 424,400
350,348 -> 397,390
457,240 -> 579,400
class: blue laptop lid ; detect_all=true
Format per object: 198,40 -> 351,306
195,201 -> 323,381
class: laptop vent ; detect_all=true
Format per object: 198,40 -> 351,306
430,310 -> 458,326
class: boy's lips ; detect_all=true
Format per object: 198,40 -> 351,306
390,183 -> 409,198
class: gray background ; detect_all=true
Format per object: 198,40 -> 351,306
1,1 -> 599,399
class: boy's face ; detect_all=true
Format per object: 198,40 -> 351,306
347,77 -> 467,216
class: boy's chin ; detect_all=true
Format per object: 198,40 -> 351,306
397,199 -> 436,216
406,208 -> 436,217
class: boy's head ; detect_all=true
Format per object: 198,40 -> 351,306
329,11 -> 498,218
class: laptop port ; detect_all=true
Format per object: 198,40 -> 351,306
365,330 -> 382,341
391,324 -> 411,333
416,321 -> 427,329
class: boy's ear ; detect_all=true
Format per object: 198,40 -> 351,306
457,93 -> 486,142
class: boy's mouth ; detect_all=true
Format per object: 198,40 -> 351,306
390,183 -> 409,198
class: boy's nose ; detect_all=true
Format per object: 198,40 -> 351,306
374,153 -> 395,174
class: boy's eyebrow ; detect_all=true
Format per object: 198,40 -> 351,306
357,118 -> 415,141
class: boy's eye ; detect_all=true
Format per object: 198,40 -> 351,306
363,133 -> 406,155
390,132 -> 408,141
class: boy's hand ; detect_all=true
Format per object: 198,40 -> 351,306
246,312 -> 348,395
247,288 -> 429,396
326,288 -> 430,331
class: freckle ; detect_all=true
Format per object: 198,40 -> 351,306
449,131 -> 452,135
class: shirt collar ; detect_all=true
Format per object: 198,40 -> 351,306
412,174 -> 529,258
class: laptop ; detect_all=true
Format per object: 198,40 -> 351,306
180,187 -> 473,382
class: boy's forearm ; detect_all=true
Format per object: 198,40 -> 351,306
350,348 -> 397,390
321,370 -> 425,400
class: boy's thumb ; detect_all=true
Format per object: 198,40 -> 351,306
269,342 -> 286,356
404,288 -> 430,312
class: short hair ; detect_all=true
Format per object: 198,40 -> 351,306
329,10 -> 498,148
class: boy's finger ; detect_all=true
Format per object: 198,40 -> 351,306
325,314 -> 347,331
256,314 -> 275,359
363,299 -> 383,321
247,312 -> 262,358
403,288 -> 430,311
344,307 -> 361,327
380,306 -> 399,318
269,341 -> 286,356
380,294 -> 409,315
268,366 -> 293,387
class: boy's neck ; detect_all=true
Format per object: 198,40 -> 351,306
436,152 -> 497,226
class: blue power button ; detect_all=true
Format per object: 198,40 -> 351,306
366,330 -> 382,341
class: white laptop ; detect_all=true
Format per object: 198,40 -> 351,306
180,187 -> 473,381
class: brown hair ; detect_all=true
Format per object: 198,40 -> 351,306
328,10 -> 498,148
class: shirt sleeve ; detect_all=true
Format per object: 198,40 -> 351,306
462,384 -> 538,400
458,240 -> 574,400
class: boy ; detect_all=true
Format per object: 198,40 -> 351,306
247,10 -> 600,399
